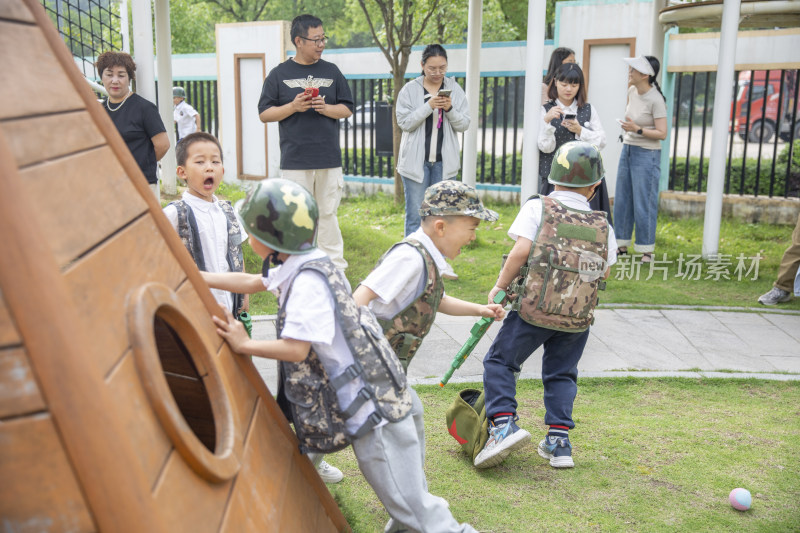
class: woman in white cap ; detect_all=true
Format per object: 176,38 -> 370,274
614,55 -> 668,263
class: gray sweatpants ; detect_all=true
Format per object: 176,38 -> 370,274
352,412 -> 476,533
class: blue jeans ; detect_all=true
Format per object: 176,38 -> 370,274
402,161 -> 443,236
614,144 -> 661,253
483,311 -> 590,429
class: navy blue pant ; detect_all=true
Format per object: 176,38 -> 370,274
483,311 -> 590,429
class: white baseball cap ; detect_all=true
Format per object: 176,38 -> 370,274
622,56 -> 655,76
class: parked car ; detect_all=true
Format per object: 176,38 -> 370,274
341,102 -> 377,129
731,70 -> 800,143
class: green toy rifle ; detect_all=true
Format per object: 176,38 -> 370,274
439,290 -> 506,387
238,311 -> 253,338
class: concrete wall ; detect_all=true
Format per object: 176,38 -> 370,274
660,191 -> 800,225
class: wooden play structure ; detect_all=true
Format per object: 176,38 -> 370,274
0,1 -> 348,531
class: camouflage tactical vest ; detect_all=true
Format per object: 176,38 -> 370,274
171,200 -> 245,315
509,195 -> 608,332
374,239 -> 444,372
276,258 -> 412,454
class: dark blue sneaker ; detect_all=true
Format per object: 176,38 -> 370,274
537,435 -> 574,468
473,416 -> 531,469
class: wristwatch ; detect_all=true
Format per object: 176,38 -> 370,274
637,128 -> 643,135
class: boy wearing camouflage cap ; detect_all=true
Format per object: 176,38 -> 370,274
204,178 -> 478,533
354,180 -> 505,503
474,141 -> 618,470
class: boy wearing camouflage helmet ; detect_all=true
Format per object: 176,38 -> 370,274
353,180 -> 505,513
474,141 -> 618,470
204,178 -> 478,533
173,86 -> 201,142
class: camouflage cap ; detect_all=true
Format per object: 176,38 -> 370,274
418,180 -> 499,221
547,141 -> 605,187
235,178 -> 319,254
173,86 -> 186,98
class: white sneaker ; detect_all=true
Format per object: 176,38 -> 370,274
441,263 -> 458,280
758,286 -> 792,305
316,459 -> 343,483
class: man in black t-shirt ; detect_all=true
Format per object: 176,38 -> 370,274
258,14 -> 354,271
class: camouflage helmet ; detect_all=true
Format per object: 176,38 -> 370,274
547,141 -> 604,187
418,180 -> 499,221
235,179 -> 319,254
173,86 -> 186,98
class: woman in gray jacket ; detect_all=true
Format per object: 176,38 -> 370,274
396,44 -> 470,241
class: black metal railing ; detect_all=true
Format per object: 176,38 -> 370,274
670,69 -> 800,198
340,75 -> 526,185
41,0 -> 120,80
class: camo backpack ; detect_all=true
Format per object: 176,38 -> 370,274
276,258 -> 412,453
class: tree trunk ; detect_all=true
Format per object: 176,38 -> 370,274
392,70 -> 406,204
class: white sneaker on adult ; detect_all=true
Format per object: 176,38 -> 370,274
316,459 -> 344,484
441,262 -> 458,280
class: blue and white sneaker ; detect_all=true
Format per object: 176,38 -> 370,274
473,416 -> 531,469
537,435 -> 574,468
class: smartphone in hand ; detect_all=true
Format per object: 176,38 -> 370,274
437,89 -> 452,98
563,113 -> 577,121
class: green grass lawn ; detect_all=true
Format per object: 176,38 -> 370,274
327,378 -> 800,532
238,192 -> 800,315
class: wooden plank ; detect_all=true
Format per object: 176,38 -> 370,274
153,450 -> 233,533
0,413 -> 96,532
2,110 -> 107,168
175,282 -> 225,360
219,400 -> 293,533
0,1 -> 35,23
0,289 -> 20,347
19,146 -> 148,267
63,215 -> 186,375
0,126 -> 168,532
105,352 -> 172,488
164,373 -> 215,424
0,21 -> 83,120
214,343 -> 258,446
0,346 -> 45,418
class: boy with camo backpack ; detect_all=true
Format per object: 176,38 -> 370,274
203,178 -> 478,533
353,181 -> 505,501
474,142 -> 618,470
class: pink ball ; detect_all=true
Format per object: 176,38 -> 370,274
729,488 -> 751,511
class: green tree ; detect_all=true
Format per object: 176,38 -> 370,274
355,0 -> 442,202
170,0 -> 216,53
203,0 -> 271,21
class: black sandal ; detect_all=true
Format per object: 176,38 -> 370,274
618,246 -> 628,255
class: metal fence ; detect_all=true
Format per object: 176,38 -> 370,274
41,0 -> 120,80
341,75 -> 526,185
670,69 -> 800,198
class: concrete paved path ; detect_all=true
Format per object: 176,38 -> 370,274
250,305 -> 800,392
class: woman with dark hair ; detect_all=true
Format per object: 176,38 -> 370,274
395,44 -> 470,279
538,62 -> 611,222
614,55 -> 668,262
542,47 -> 575,105
96,51 -> 169,200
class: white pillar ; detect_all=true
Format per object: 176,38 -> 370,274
119,0 -> 130,53
702,0 -> 741,259
520,0 -> 547,204
461,0 -> 482,187
130,0 -> 155,103
650,0 -> 667,83
154,0 -> 177,194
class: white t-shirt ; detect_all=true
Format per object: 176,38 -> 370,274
264,249 -> 380,434
538,98 -> 607,153
509,191 -> 618,266
163,192 -> 246,311
174,100 -> 199,139
359,228 -> 448,321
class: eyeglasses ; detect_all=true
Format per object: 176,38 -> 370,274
299,35 -> 328,47
424,65 -> 448,74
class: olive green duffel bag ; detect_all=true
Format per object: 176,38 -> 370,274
445,388 -> 489,462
